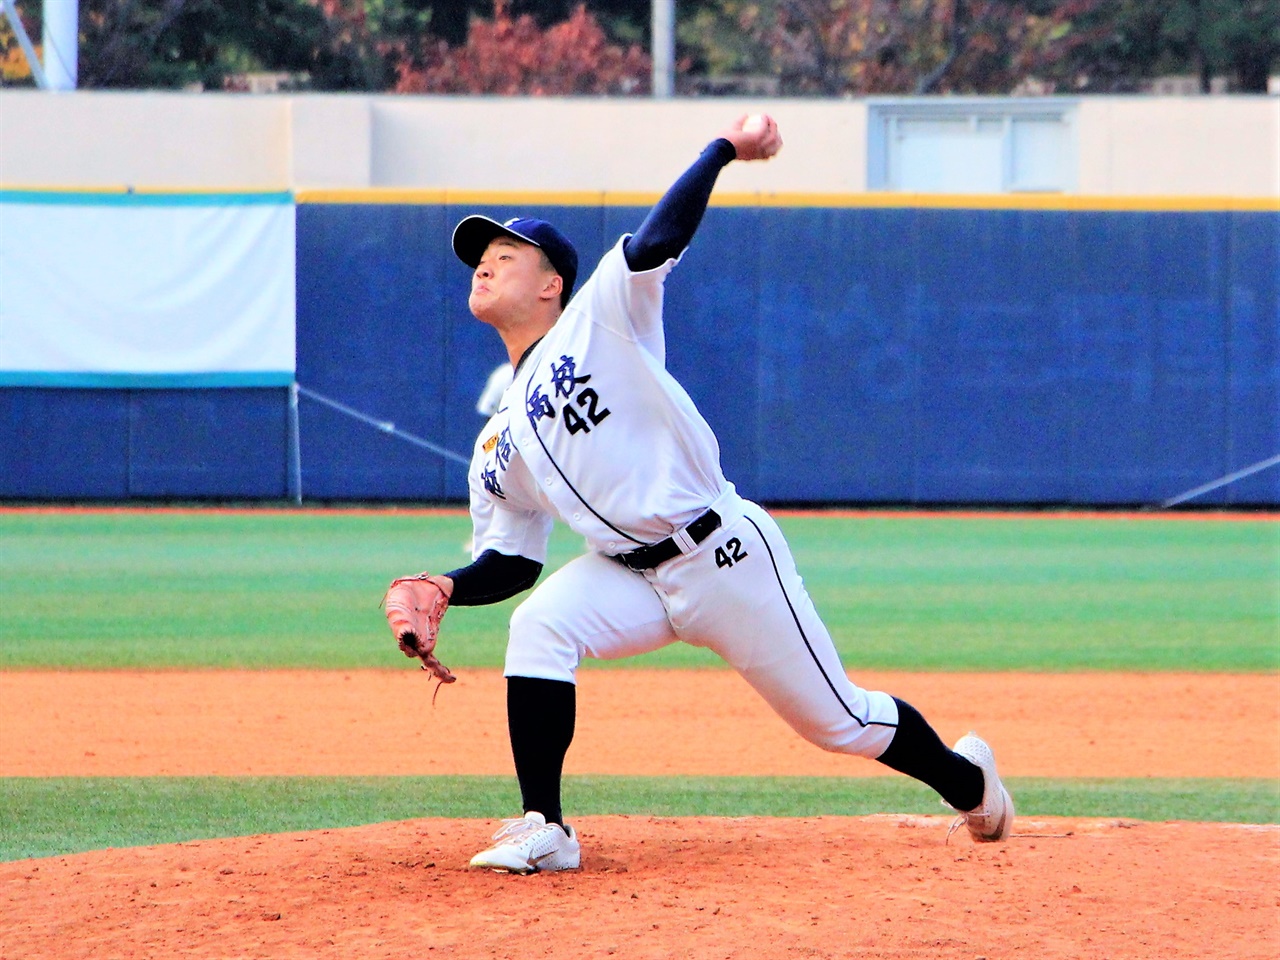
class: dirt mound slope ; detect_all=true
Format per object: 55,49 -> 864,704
4,815 -> 1277,960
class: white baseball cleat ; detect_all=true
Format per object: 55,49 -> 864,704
468,811 -> 581,874
947,734 -> 1015,843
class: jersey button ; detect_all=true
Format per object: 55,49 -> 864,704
544,477 -> 553,486
573,512 -> 582,521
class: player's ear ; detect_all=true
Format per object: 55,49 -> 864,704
539,272 -> 563,305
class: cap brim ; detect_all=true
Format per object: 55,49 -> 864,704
452,215 -> 539,269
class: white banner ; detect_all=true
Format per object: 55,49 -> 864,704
0,192 -> 295,387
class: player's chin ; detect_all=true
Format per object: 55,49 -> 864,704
469,293 -> 495,319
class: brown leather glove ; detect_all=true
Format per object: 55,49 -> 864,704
382,573 -> 456,687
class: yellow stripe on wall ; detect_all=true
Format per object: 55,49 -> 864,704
6,185 -> 1276,213
296,188 -> 1280,213
295,188 -> 601,206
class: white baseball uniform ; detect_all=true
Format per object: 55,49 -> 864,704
467,237 -> 899,760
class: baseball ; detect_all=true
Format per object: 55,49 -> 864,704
742,114 -> 768,134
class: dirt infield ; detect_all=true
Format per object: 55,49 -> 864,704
2,669 -> 1278,959
2,669 -> 1276,777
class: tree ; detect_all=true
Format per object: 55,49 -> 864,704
350,2 -> 664,46
682,0 -> 1277,95
1211,0 -> 1280,92
393,0 -> 650,95
7,0 -> 1271,94
1,6 -> 38,85
1063,0 -> 1280,92
0,0 -> 677,94
679,1 -> 1109,95
6,0 -> 399,90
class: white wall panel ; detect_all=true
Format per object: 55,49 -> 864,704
0,91 -> 290,188
0,91 -> 1274,198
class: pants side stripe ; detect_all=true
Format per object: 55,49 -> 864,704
744,515 -> 882,729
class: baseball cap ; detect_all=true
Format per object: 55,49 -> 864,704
452,215 -> 579,307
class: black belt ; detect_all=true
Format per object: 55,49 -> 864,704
613,509 -> 722,571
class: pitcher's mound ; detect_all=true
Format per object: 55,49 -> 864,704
3,815 -> 1275,959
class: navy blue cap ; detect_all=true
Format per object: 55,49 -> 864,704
452,215 -> 579,308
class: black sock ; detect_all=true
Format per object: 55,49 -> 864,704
875,697 -> 984,811
506,676 -> 576,827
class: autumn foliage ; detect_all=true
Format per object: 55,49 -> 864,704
393,1 -> 650,96
726,0 -> 1110,95
2,0 -> 1272,95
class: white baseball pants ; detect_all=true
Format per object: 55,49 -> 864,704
505,493 -> 900,760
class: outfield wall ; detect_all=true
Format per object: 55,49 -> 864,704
3,194 -> 1275,506
290,197 -> 1278,506
1,92 -> 1277,505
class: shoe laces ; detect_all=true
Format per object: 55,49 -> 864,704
943,799 -> 989,844
490,816 -> 547,845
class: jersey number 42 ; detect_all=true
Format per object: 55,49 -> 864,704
563,389 -> 610,434
714,537 -> 749,569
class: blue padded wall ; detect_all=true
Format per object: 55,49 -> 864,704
1069,211 -> 1229,502
0,389 -> 131,498
126,389 -> 288,497
755,206 -> 924,501
0,388 -> 287,498
295,203 -> 453,500
911,208 -> 1077,502
290,201 -> 1269,506
1226,212 -> 1280,504
2,202 -> 1276,505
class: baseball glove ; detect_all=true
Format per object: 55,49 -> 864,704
382,573 -> 456,688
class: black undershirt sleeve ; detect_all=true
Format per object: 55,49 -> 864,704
444,549 -> 543,606
623,138 -> 737,272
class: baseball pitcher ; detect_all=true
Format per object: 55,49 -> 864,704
384,115 -> 1013,874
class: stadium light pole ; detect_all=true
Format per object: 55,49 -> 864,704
41,0 -> 78,89
652,0 -> 674,98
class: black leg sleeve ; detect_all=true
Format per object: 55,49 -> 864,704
506,676 -> 576,827
875,698 -> 984,812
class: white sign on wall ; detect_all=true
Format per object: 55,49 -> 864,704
0,191 -> 296,387
867,99 -> 1078,194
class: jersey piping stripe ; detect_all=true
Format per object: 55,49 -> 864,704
522,364 -> 646,547
745,515 -> 897,731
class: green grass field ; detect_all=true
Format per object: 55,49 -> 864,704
1,508 -> 1277,861
2,509 -> 1276,671
3,776 -> 1276,862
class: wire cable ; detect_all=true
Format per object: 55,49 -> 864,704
295,384 -> 471,467
1158,453 -> 1280,508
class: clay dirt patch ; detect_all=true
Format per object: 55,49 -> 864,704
2,669 -> 1276,777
